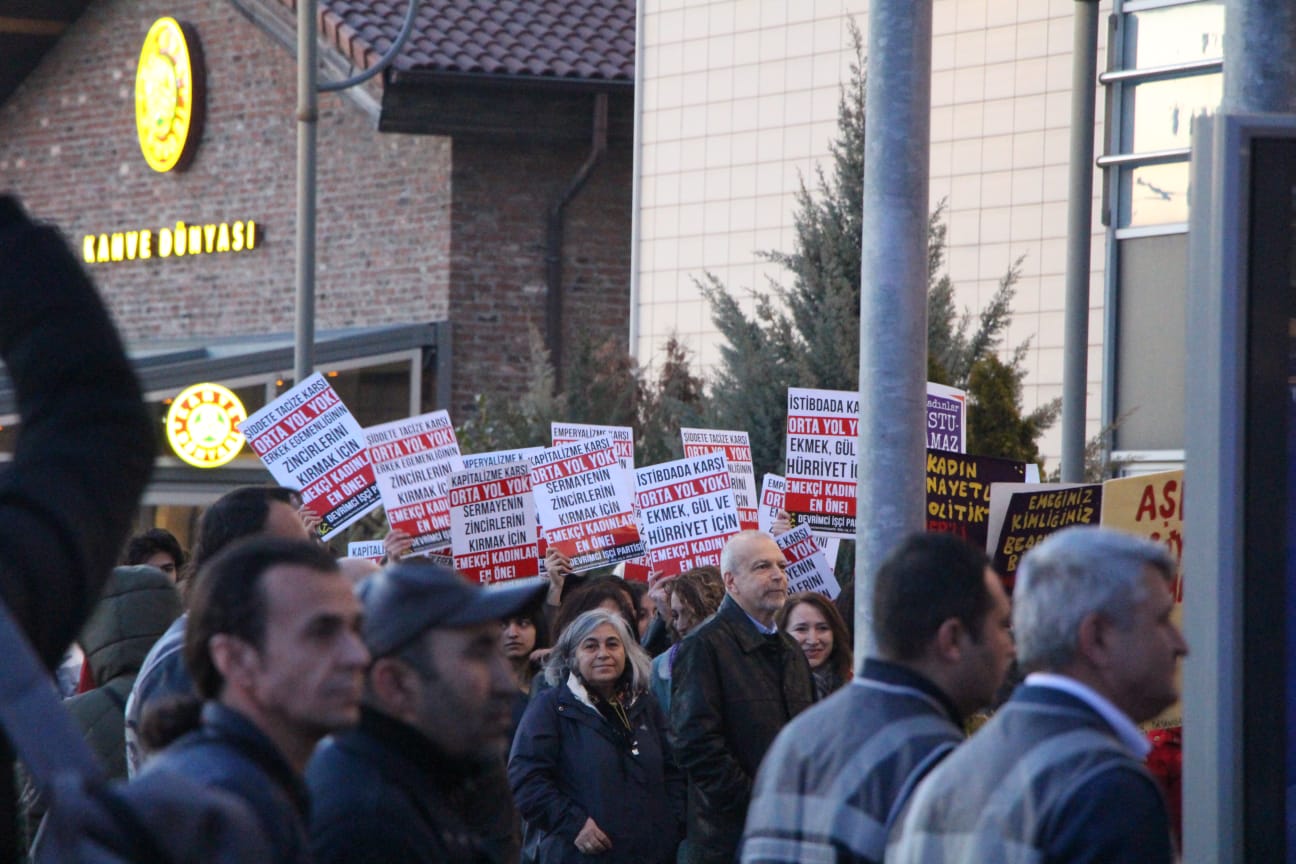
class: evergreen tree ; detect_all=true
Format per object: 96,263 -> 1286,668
638,336 -> 707,465
455,327 -> 564,454
702,19 -> 1056,478
457,327 -> 707,468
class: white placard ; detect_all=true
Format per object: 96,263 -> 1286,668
758,473 -> 787,535
449,460 -> 540,584
551,422 -> 635,471
239,373 -> 380,539
365,410 -> 462,555
784,387 -> 860,539
346,541 -> 385,562
530,436 -> 644,573
635,453 -> 741,578
680,427 -> 757,529
776,523 -> 841,600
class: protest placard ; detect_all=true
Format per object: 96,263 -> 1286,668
758,474 -> 786,535
784,388 -> 859,539
1101,469 -> 1184,729
775,523 -> 841,600
530,436 -> 644,573
1099,470 -> 1184,578
462,447 -> 543,469
986,483 -> 1103,589
462,447 -> 547,573
551,423 -> 635,471
926,382 -> 967,453
365,411 -> 463,555
926,448 -> 1028,550
346,541 -> 385,563
634,453 -> 741,578
680,428 -> 758,530
449,461 -> 540,584
239,373 -> 380,539
758,472 -> 841,567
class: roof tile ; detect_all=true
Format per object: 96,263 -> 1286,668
304,0 -> 635,83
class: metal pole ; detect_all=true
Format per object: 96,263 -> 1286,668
856,0 -> 933,661
1061,2 -> 1100,483
295,0 -> 318,383
1223,0 -> 1296,113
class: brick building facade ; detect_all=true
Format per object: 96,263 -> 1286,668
0,0 -> 632,433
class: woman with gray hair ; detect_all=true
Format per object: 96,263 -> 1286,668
509,609 -> 685,863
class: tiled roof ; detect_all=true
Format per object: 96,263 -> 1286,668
315,0 -> 635,84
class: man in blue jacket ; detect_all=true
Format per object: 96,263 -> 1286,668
740,532 -> 1015,864
887,526 -> 1187,863
142,537 -> 369,864
307,564 -> 546,864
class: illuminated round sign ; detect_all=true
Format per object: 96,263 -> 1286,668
135,18 -> 204,173
166,383 -> 246,468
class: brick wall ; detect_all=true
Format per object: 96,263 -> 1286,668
449,131 -> 632,418
0,0 -> 451,344
0,0 -> 632,425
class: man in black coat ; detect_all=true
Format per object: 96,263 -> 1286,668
0,197 -> 154,862
670,531 -> 815,864
307,564 -> 547,864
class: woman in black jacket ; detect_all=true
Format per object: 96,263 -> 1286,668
509,609 -> 685,864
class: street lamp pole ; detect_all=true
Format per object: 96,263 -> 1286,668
293,1 -> 421,385
295,0 -> 318,385
1060,0 -> 1100,483
856,0 -> 934,660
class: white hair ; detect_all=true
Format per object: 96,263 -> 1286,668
1013,526 -> 1175,672
544,608 -> 652,691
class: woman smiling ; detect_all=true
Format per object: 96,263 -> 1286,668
509,609 -> 684,863
777,592 -> 854,699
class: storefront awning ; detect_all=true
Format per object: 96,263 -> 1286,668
0,321 -> 450,417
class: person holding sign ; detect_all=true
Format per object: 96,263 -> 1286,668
510,609 -> 684,864
887,527 -> 1185,864
671,532 -> 815,864
776,593 -> 853,699
741,533 -> 1014,864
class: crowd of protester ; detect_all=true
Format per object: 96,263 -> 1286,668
1,199 -> 1187,863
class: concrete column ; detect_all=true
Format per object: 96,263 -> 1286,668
855,0 -> 934,661
1061,1 -> 1100,483
1223,0 -> 1296,113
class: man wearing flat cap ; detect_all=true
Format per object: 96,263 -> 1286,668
307,563 -> 547,864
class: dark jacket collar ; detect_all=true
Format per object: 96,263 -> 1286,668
201,701 -> 311,816
716,595 -> 785,654
345,705 -> 491,782
860,658 -> 965,726
1010,683 -> 1127,740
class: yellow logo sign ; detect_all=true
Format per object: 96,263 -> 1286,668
135,18 -> 203,173
167,383 -> 247,468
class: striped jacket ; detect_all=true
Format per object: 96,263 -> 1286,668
740,659 -> 965,864
886,685 -> 1173,864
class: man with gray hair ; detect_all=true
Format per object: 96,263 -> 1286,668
887,526 -> 1187,863
671,530 -> 816,864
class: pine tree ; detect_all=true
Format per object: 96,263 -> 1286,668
456,327 -> 707,468
638,336 -> 707,465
